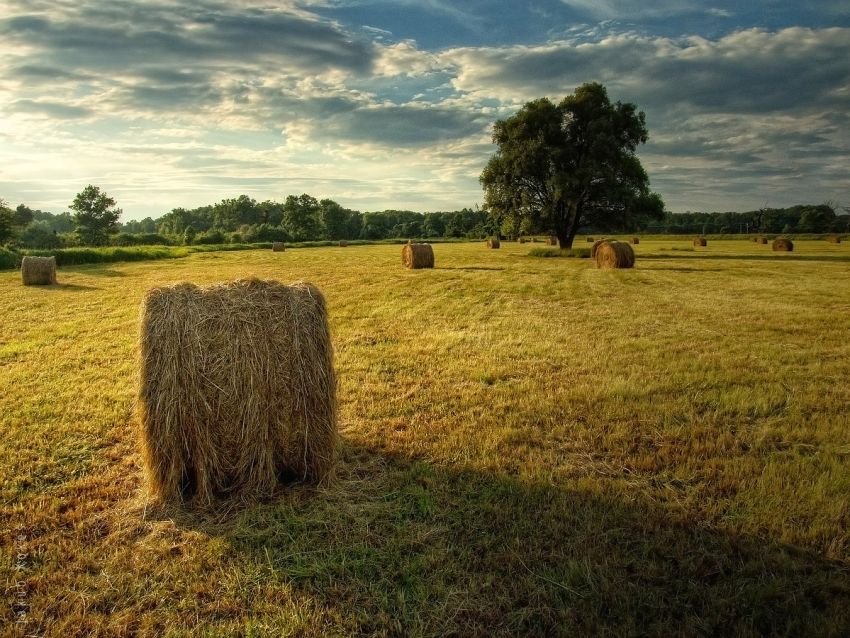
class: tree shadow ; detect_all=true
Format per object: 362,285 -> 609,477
67,268 -> 127,277
150,441 -> 850,636
26,283 -> 101,291
642,253 -> 850,263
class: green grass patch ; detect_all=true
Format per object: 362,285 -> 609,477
528,247 -> 591,258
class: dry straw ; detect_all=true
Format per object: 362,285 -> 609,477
772,238 -> 794,252
138,278 -> 337,504
595,241 -> 635,269
486,237 -> 501,249
402,243 -> 434,269
21,256 -> 57,285
272,242 -> 285,252
590,239 -> 608,259
827,235 -> 841,244
631,237 -> 640,244
693,237 -> 707,247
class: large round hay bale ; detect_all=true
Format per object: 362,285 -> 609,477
590,239 -> 608,259
586,237 -> 594,243
518,237 -> 526,244
272,242 -> 285,252
486,237 -> 500,249
547,236 -> 558,246
772,237 -> 794,252
402,243 -> 434,269
21,255 -> 57,285
751,237 -> 759,243
759,237 -> 768,244
827,235 -> 841,244
693,237 -> 707,247
138,278 -> 336,504
339,240 -> 348,247
631,237 -> 640,244
595,241 -> 635,269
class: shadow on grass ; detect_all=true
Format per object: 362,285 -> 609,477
436,266 -> 507,271
27,282 -> 101,291
156,442 -> 850,636
67,267 -> 128,277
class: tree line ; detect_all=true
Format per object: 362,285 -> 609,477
2,190 -> 847,251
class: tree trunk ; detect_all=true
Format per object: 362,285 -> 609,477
555,200 -> 580,248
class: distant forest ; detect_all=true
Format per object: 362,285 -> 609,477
5,194 -> 848,249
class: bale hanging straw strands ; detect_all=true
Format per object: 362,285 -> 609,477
693,237 -> 707,247
21,255 -> 57,285
138,278 -> 337,504
595,241 -> 635,269
402,243 -> 434,269
486,238 -> 501,249
772,238 -> 794,252
272,242 -> 285,252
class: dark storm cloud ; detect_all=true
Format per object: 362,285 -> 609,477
0,2 -> 375,75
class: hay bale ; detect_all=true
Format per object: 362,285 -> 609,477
21,256 -> 57,285
586,237 -> 594,242
272,242 -> 285,252
751,237 -> 759,243
486,237 -> 501,249
631,237 -> 640,245
402,243 -> 434,269
518,237 -> 526,244
547,236 -> 558,246
590,239 -> 608,259
693,237 -> 707,247
759,237 -> 768,244
827,235 -> 841,244
339,240 -> 348,247
138,278 -> 336,504
772,238 -> 794,252
595,241 -> 635,269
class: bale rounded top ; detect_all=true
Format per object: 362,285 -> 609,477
772,237 -> 794,252
595,241 -> 635,269
402,243 -> 434,269
590,239 -> 608,259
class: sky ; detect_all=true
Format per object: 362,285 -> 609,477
1,1 -> 848,221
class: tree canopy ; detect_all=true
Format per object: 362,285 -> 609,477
70,185 -> 122,246
480,82 -> 664,248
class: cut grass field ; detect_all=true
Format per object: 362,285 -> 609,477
1,239 -> 849,636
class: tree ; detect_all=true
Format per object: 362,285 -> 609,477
0,199 -> 14,244
14,204 -> 34,227
282,194 -> 321,241
480,82 -> 664,248
70,185 -> 122,245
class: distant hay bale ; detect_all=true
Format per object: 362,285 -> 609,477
486,237 -> 501,249
751,237 -> 759,243
547,236 -> 558,246
693,237 -> 707,247
338,240 -> 348,247
590,239 -> 608,259
138,278 -> 336,504
402,243 -> 434,269
595,241 -> 635,269
772,238 -> 794,252
272,242 -> 285,252
758,237 -> 768,244
631,237 -> 640,244
518,237 -> 526,244
827,235 -> 841,244
586,237 -> 594,242
21,256 -> 57,285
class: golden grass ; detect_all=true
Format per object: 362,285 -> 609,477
2,239 -> 850,635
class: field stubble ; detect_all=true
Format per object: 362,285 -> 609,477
1,239 -> 849,636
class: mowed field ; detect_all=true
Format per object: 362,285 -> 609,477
2,239 -> 850,637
